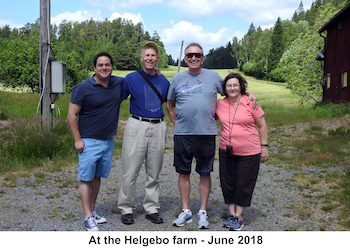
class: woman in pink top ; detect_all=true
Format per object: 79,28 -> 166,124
215,73 -> 269,231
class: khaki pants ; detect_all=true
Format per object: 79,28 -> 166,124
118,116 -> 167,215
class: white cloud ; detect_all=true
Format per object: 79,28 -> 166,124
260,24 -> 274,30
51,10 -> 144,27
168,0 -> 314,25
51,10 -> 102,25
84,0 -> 163,10
161,21 -> 231,44
0,20 -> 23,29
168,0 -> 224,17
109,12 -> 144,26
160,21 -> 236,57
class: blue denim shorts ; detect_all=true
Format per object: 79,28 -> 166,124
77,137 -> 115,182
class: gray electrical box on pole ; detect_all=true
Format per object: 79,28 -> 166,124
51,61 -> 67,93
39,0 -> 52,129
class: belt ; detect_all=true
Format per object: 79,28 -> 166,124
131,114 -> 163,123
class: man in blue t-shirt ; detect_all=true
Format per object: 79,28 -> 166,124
68,52 -> 123,231
117,42 -> 170,225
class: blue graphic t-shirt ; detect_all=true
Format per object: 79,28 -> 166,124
122,69 -> 170,118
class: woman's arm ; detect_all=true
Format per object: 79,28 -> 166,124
256,115 -> 269,163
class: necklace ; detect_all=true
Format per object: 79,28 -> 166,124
185,69 -> 202,87
228,96 -> 241,144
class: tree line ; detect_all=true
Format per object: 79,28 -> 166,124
203,0 -> 350,102
0,18 -> 168,93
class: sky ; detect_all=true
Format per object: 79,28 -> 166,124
0,0 -> 313,59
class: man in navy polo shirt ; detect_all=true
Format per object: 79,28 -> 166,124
68,52 -> 123,231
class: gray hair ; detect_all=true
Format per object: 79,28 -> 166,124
184,42 -> 203,55
141,44 -> 159,56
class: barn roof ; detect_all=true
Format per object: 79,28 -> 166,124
318,3 -> 350,33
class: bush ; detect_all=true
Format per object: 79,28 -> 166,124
328,127 -> 350,136
242,61 -> 259,77
0,105 -> 10,120
0,116 -> 75,172
314,101 -> 350,118
269,67 -> 286,82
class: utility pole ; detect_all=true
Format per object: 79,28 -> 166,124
39,0 -> 52,129
177,41 -> 184,73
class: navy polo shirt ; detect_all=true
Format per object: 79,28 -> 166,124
70,75 -> 124,139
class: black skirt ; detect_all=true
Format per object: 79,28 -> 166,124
218,148 -> 260,207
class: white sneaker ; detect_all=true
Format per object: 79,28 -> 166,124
84,217 -> 99,231
173,210 -> 193,227
92,210 -> 107,224
197,211 -> 209,229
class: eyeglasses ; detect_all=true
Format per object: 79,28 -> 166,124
186,53 -> 203,59
226,84 -> 240,88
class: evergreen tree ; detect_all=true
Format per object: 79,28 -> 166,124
168,54 -> 175,65
0,25 -> 12,39
231,37 -> 241,69
253,28 -> 271,77
268,17 -> 285,73
240,23 -> 257,63
202,42 -> 236,69
114,35 -> 136,70
296,1 -> 306,21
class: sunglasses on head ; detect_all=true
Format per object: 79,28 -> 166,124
186,53 -> 203,59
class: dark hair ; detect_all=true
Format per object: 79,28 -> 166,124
93,52 -> 113,68
222,73 -> 247,96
